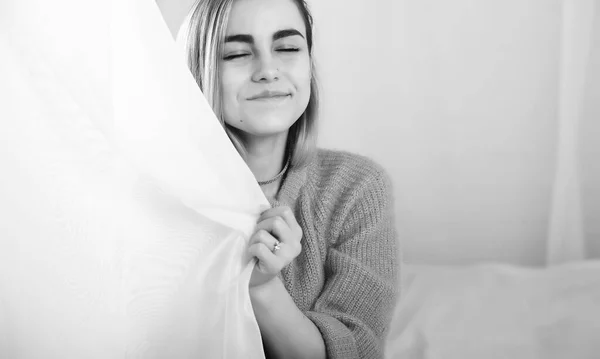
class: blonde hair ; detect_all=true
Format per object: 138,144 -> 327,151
185,0 -> 319,169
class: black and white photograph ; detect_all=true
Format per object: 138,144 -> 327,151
0,0 -> 599,358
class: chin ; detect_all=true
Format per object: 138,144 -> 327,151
233,112 -> 301,138
244,120 -> 295,138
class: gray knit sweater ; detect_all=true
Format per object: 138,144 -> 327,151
266,148 -> 400,359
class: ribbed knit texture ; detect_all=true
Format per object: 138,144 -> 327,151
267,148 -> 400,359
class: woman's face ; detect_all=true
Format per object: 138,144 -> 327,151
220,0 -> 311,138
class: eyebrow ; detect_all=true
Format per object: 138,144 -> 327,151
273,28 -> 305,41
224,28 -> 305,44
224,34 -> 253,44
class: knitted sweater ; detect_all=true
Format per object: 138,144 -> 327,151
267,148 -> 400,359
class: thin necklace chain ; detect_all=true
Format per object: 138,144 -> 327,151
258,158 -> 290,186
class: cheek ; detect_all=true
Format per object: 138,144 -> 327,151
220,71 -> 238,104
290,57 -> 312,99
219,68 -> 244,122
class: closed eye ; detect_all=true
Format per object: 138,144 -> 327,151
223,53 -> 249,60
277,48 -> 300,53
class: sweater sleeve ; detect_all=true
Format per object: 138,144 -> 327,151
304,167 -> 401,359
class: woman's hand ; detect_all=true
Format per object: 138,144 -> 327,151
248,206 -> 302,288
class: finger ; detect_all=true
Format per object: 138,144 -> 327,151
249,229 -> 280,252
248,243 -> 282,273
258,206 -> 302,234
254,220 -> 301,258
275,206 -> 300,232
256,216 -> 293,244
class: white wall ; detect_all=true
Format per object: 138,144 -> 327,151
308,0 -> 585,266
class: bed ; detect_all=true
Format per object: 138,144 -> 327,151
385,261 -> 600,359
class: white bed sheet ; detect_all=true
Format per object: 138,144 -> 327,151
386,261 -> 600,359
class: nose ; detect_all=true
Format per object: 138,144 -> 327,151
251,53 -> 279,83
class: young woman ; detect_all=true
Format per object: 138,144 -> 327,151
183,0 -> 400,357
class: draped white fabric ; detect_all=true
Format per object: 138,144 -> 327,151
0,0 -> 268,357
386,262 -> 600,359
547,0 -> 598,264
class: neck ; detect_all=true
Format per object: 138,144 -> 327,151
241,131 -> 289,195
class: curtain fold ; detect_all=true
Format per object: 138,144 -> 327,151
0,0 -> 268,357
546,0 -> 597,265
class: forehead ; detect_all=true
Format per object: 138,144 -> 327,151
227,0 -> 306,37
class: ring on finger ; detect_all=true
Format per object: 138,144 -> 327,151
272,240 -> 281,254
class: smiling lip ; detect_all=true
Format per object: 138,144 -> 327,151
248,90 -> 291,100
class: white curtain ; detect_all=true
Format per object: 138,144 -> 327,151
0,0 -> 267,357
548,0 -> 600,264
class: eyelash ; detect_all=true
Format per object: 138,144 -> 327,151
278,48 -> 300,53
223,54 -> 248,60
223,48 -> 300,61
